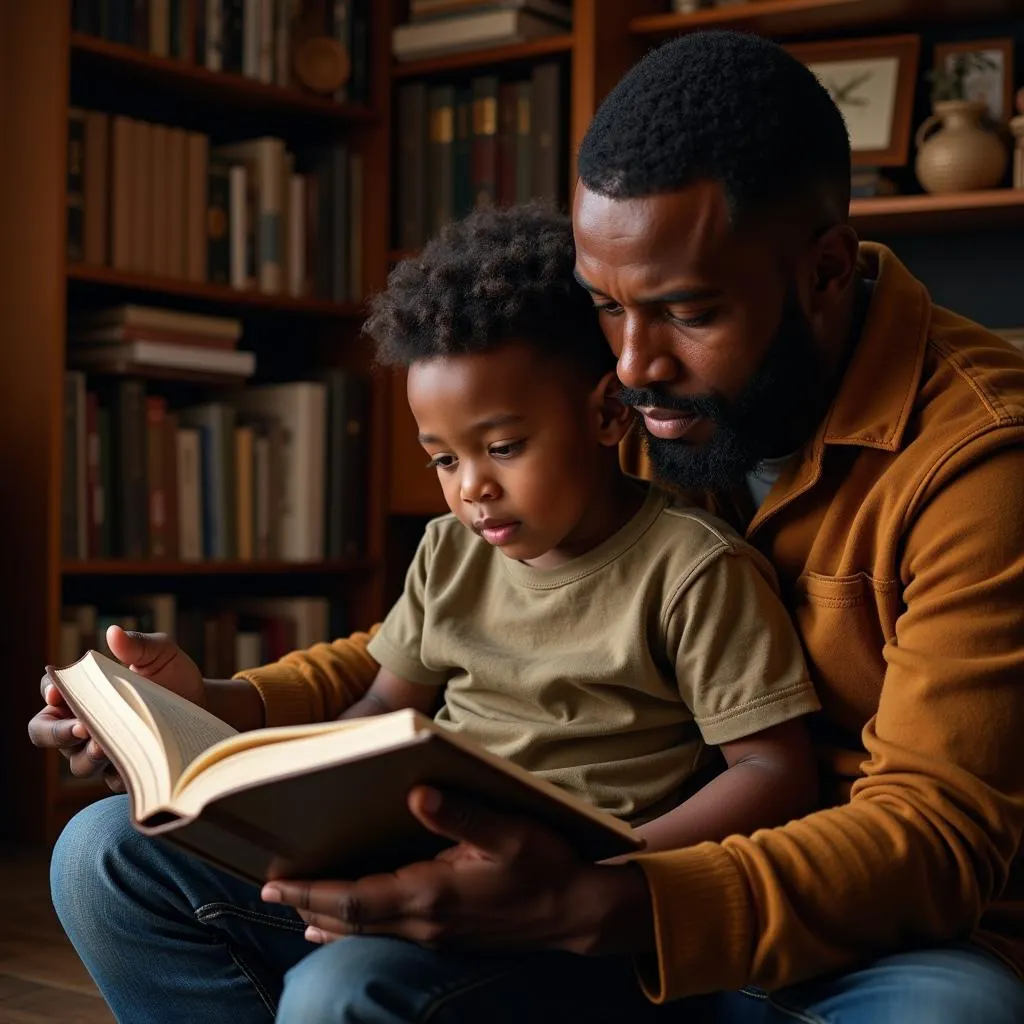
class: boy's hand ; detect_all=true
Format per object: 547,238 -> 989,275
28,626 -> 205,790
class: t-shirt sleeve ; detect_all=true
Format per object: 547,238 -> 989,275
366,525 -> 448,688
664,546 -> 819,746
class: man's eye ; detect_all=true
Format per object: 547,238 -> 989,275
426,454 -> 457,470
489,441 -> 524,459
596,301 -> 624,316
667,309 -> 715,328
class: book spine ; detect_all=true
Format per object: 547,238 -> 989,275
221,0 -> 244,73
330,144 -> 349,303
110,116 -> 134,271
164,410 -> 180,559
85,391 -> 102,559
185,132 -> 210,282
453,86 -> 473,220
83,111 -> 110,265
471,75 -> 498,209
166,127 -> 188,278
514,80 -> 532,204
331,0 -> 352,103
67,110 -> 86,263
149,124 -> 170,277
176,428 -> 203,561
428,85 -> 455,236
150,0 -> 170,56
348,0 -> 369,104
132,119 -> 153,274
257,138 -> 284,294
530,62 -> 562,203
114,379 -> 148,559
146,395 -> 169,558
287,174 -> 306,298
497,80 -> 518,207
205,0 -> 223,70
348,152 -> 363,302
396,82 -> 428,251
98,407 -> 113,558
228,163 -> 250,289
207,158 -> 232,284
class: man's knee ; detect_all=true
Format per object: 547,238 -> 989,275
277,937 -> 425,1024
764,946 -> 1024,1024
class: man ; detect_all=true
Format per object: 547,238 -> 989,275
33,30 -> 1024,1023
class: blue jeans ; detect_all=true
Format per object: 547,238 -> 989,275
52,797 -> 1024,1023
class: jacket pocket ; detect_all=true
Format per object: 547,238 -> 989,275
793,572 -> 901,733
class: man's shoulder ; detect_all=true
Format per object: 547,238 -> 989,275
923,309 -> 1024,434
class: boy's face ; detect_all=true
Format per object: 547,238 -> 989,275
408,342 -> 625,568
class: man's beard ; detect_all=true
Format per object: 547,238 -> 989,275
618,291 -> 821,494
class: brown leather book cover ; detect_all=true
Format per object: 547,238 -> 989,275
150,124 -> 170,277
530,62 -> 563,203
110,116 -> 135,271
83,111 -> 109,265
470,75 -> 499,209
497,80 -> 518,207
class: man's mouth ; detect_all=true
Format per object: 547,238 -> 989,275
473,518 -> 521,545
637,407 -> 702,440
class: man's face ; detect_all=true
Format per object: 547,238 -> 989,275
408,343 -> 614,568
573,182 -> 821,492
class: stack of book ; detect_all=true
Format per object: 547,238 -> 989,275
61,352 -> 370,564
393,0 -> 570,62
72,0 -> 371,103
67,113 -> 363,303
394,62 -> 563,250
68,305 -> 254,380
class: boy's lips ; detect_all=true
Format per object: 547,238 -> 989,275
638,406 -> 701,440
473,518 -> 521,545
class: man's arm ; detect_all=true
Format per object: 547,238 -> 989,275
635,719 -> 817,853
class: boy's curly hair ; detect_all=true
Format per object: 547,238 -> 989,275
364,202 -> 615,380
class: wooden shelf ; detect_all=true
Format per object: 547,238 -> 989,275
630,0 -> 1022,39
70,32 -> 377,125
850,189 -> 1024,234
67,264 -> 364,317
392,34 -> 573,79
63,559 -> 373,576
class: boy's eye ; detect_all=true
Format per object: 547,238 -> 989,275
666,308 -> 715,328
426,454 -> 457,471
489,440 -> 524,459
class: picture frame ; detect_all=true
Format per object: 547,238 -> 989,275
787,35 -> 921,167
933,38 -> 1015,123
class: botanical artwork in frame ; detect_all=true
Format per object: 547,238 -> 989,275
933,38 -> 1015,123
788,35 -> 921,167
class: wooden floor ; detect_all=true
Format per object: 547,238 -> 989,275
0,848 -> 112,1023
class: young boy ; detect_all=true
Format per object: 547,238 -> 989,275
347,202 -> 821,855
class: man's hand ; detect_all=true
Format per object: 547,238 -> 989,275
27,626 -> 205,791
262,786 -> 656,956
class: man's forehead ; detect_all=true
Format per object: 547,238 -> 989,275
572,182 -> 736,282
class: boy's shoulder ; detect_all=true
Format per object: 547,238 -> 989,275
639,485 -> 776,584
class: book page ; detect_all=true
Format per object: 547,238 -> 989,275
107,668 -> 239,784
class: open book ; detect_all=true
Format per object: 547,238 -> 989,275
50,652 -> 642,884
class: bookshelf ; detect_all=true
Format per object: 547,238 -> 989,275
1,0 -> 1021,845
0,0 -> 396,843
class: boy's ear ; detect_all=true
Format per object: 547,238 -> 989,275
589,371 -> 635,447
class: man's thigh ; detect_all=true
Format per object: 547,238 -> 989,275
712,945 -> 1024,1024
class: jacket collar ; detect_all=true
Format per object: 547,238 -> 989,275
819,242 -> 931,453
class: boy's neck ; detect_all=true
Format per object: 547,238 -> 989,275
524,469 -> 646,570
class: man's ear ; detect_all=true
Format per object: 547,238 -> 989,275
803,222 -> 859,313
589,371 -> 635,447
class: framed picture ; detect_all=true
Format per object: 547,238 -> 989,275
933,38 -> 1015,123
788,35 -> 921,167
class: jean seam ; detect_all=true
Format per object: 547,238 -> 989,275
195,901 -> 305,932
765,993 -> 829,1024
227,944 -> 278,1020
419,967 -> 520,1023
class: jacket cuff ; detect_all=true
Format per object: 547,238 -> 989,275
634,843 -> 751,1002
233,662 -> 316,727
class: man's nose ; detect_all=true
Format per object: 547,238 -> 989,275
616,314 -> 679,390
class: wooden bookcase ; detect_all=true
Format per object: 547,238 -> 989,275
0,0 -> 1021,845
0,0 -> 397,843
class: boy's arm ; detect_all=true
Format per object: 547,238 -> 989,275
340,666 -> 443,720
634,718 -> 817,853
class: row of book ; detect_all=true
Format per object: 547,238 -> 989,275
68,111 -> 364,302
393,0 -> 570,62
59,596 -> 336,699
62,359 -> 370,564
72,0 -> 370,103
394,63 -> 564,251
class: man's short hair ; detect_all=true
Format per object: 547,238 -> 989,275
365,203 -> 615,380
577,30 -> 852,224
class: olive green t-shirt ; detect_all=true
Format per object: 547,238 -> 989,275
367,485 -> 818,823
